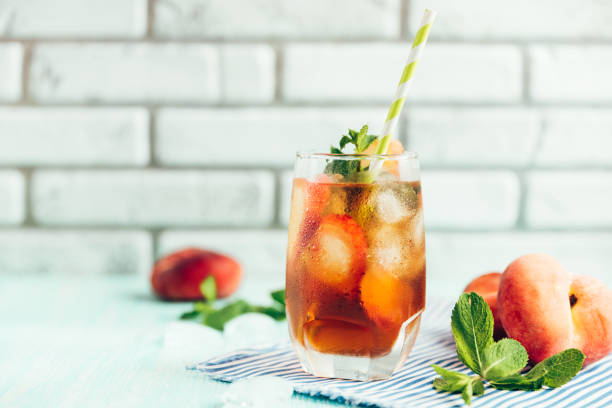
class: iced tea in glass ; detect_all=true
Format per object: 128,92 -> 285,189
286,152 -> 425,380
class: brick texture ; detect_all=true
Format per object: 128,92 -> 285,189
220,45 -> 276,104
283,43 -> 522,103
526,171 -> 612,228
29,44 -> 220,104
409,0 -> 612,40
0,108 -> 149,166
155,107 -> 386,166
407,108 -> 539,167
421,171 -> 520,229
0,170 -> 25,225
535,109 -> 612,167
530,46 -> 612,103
0,230 -> 152,275
154,0 -> 400,39
1,1 -> 612,281
31,170 -> 275,227
0,0 -> 147,38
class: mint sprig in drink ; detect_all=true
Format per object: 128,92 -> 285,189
285,10 -> 436,381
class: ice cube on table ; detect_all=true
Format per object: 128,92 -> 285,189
224,313 -> 285,350
222,377 -> 294,408
159,321 -> 224,366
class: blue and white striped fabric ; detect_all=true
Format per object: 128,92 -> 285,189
192,301 -> 612,407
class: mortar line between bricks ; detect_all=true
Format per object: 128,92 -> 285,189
18,41 -> 32,104
521,46 -> 531,104
1,225 -> 612,233
2,37 -> 612,45
273,42 -> 284,102
400,0 -> 409,40
20,168 -> 35,227
6,101 -> 612,109
5,165 -> 612,172
146,0 -> 155,38
147,107 -> 157,167
271,170 -> 283,228
151,229 -> 162,258
515,170 -> 529,230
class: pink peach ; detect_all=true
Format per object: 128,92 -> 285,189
498,253 -> 612,365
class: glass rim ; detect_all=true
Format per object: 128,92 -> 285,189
296,151 -> 419,160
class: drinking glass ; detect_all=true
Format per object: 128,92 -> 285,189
285,152 -> 425,380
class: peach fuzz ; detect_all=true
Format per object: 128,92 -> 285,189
498,253 -> 612,365
464,272 -> 505,339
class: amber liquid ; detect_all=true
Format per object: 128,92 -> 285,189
286,179 -> 426,357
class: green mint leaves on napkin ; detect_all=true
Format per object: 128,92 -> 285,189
180,276 -> 286,331
433,292 -> 585,405
324,124 -> 378,180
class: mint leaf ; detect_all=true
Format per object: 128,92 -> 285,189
490,374 -> 544,391
472,379 -> 485,396
451,292 -> 494,375
270,289 -> 285,306
252,305 -> 285,320
481,338 -> 528,380
200,275 -> 217,301
180,310 -> 200,320
339,135 -> 352,149
325,124 -> 379,181
204,300 -> 251,331
525,348 -> 585,388
182,288 -> 287,331
432,364 -> 473,385
431,365 -> 484,406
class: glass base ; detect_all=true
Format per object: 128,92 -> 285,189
291,311 -> 422,381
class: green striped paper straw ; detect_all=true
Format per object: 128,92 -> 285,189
374,8 -> 436,158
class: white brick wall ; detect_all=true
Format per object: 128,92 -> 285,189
526,172 -> 612,228
154,0 -> 400,39
409,0 -> 612,40
535,109 -> 612,166
530,46 -> 612,103
31,170 -> 275,227
0,230 -> 152,275
0,43 -> 22,102
29,44 -> 221,104
421,171 -> 520,229
408,108 -> 539,167
155,107 -> 386,166
283,43 -> 522,103
1,1 -> 612,282
0,171 -> 25,225
220,45 -> 276,104
0,108 -> 149,166
0,0 -> 147,38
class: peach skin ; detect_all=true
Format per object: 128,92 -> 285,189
498,253 -> 612,365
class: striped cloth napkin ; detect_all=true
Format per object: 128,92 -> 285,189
193,301 -> 612,407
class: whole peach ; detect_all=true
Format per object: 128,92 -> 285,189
464,272 -> 505,339
498,253 -> 612,365
151,248 -> 243,301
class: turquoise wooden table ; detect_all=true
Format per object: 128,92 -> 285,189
0,275 -> 343,408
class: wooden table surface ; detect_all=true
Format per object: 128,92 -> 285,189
0,276 -> 342,408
